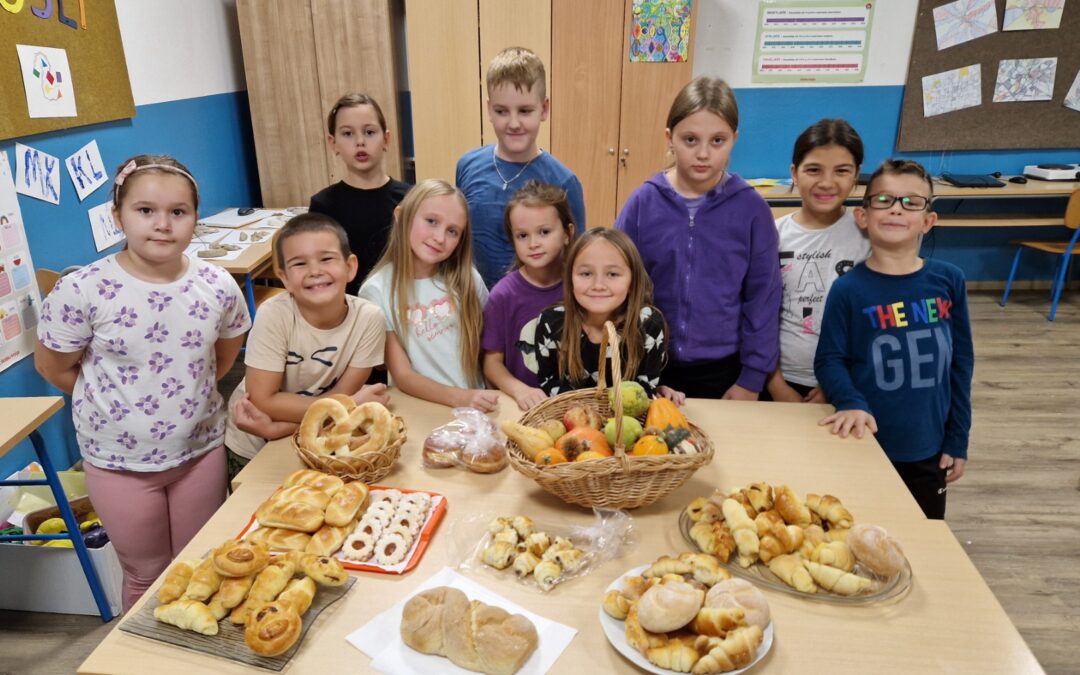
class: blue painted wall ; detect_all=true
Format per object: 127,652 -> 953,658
0,91 -> 259,478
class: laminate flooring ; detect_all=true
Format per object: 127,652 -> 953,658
1,290 -> 1076,675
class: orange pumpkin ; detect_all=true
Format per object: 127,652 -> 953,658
575,450 -> 609,462
631,435 -> 669,456
645,398 -> 690,431
533,447 -> 568,466
555,426 -> 612,459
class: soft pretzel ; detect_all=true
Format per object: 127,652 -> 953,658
298,398 -> 353,455
329,402 -> 394,457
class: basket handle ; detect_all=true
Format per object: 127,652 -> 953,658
597,321 -> 631,470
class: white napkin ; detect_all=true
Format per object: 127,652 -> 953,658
346,567 -> 577,674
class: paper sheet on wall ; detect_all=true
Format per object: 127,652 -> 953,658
933,0 -> 998,50
13,143 -> 61,205
15,45 -> 77,119
66,140 -> 109,202
923,64 -> 982,117
87,201 -> 124,252
0,151 -> 44,374
1065,70 -> 1080,112
752,0 -> 874,84
629,0 -> 693,62
1003,0 -> 1066,31
993,58 -> 1058,102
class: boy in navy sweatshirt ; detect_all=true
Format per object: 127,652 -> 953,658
815,159 -> 974,519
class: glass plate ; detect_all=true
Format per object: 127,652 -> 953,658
678,510 -> 912,605
599,564 -> 773,675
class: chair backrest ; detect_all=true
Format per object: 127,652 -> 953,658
1066,189 -> 1080,230
270,227 -> 283,278
36,268 -> 61,297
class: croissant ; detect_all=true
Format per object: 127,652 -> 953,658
721,499 -> 759,568
773,485 -> 812,526
158,560 -> 197,604
679,552 -> 730,587
511,515 -> 535,538
768,553 -> 816,593
625,604 -> 667,655
278,576 -> 317,615
690,606 -> 746,638
691,624 -> 763,674
533,559 -> 562,591
602,589 -> 633,620
229,558 -> 296,625
480,540 -> 516,570
154,599 -> 219,636
294,552 -> 348,586
644,555 -> 693,578
493,528 -> 519,546
744,482 -> 774,513
513,551 -> 541,578
686,496 -> 709,522
553,548 -> 586,574
690,521 -> 735,563
805,493 -> 854,529
206,573 -> 254,620
621,575 -> 651,602
646,639 -> 700,672
523,531 -> 550,557
811,540 -> 856,572
826,527 -> 850,543
184,558 -> 223,602
803,560 -> 872,596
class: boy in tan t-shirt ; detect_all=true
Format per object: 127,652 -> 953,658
225,213 -> 388,479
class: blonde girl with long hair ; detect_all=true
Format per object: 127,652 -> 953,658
359,179 -> 498,411
531,228 -> 674,400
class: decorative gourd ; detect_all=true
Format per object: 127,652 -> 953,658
645,399 -> 690,431
555,427 -> 612,460
575,450 -> 608,462
661,426 -> 698,454
631,435 -> 669,456
502,421 -> 556,458
533,448 -> 568,466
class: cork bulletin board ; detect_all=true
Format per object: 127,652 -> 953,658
0,0 -> 134,141
897,0 -> 1080,151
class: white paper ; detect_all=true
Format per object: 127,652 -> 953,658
923,64 -> 982,117
933,0 -> 998,50
993,58 -> 1058,102
87,202 -> 124,252
1064,70 -> 1080,113
198,208 -> 280,229
1003,0 -> 1066,31
65,141 -> 108,202
14,144 -> 61,205
347,567 -> 577,675
0,151 -> 41,372
16,45 -> 77,118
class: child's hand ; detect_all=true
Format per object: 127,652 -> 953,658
231,394 -> 294,439
940,453 -> 966,484
513,387 -> 547,412
353,383 -> 390,406
768,381 -> 804,403
656,385 -> 686,406
819,409 -> 878,439
802,387 -> 828,404
458,389 -> 500,412
721,384 -> 759,401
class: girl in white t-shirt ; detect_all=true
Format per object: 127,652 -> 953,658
767,119 -> 871,403
35,155 -> 251,610
359,179 -> 498,411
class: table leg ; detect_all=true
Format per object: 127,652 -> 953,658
244,273 -> 256,318
29,430 -> 115,622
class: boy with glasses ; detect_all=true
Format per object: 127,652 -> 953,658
814,159 -> 974,519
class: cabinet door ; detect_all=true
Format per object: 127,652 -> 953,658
312,0 -> 404,183
551,0 -> 624,227
405,0 -> 483,182
615,0 -> 697,212
237,0 -> 327,207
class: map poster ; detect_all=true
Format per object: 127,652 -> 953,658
0,151 -> 43,374
753,1 -> 875,84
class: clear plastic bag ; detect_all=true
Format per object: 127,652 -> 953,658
421,408 -> 508,473
452,508 -> 633,592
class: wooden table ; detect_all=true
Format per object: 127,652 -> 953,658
200,216 -> 285,317
79,393 -> 1042,673
769,205 -> 1065,228
763,177 -> 1080,202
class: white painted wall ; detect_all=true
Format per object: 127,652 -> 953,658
115,0 -> 246,106
693,0 -> 918,87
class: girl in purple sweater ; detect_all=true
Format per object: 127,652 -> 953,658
616,76 -> 781,400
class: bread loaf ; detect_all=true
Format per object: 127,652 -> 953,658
400,586 -> 538,675
256,499 -> 324,533
248,527 -> 313,552
271,485 -> 332,510
282,469 -> 344,496
324,481 -> 369,527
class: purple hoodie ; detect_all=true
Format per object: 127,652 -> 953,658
615,172 -> 781,392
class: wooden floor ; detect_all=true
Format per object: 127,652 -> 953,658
0,289 -> 1077,675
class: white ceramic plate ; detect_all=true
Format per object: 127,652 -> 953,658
598,565 -> 774,675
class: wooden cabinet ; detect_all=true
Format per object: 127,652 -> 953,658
237,0 -> 403,207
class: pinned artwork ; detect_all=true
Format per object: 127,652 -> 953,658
1065,70 -> 1080,113
0,302 -> 22,342
0,151 -> 42,372
65,140 -> 108,201
14,143 -> 61,204
15,45 -> 77,119
1003,0 -> 1066,30
7,253 -> 31,291
629,0 -> 693,62
0,263 -> 11,299
933,0 -> 998,50
88,201 -> 124,252
21,293 -> 39,331
993,58 -> 1058,102
0,215 -> 22,251
923,64 -> 982,117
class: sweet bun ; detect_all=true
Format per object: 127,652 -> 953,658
847,524 -> 906,577
244,600 -> 303,656
212,539 -> 270,577
705,578 -> 771,630
462,443 -> 508,474
636,579 -> 705,633
423,433 -> 463,468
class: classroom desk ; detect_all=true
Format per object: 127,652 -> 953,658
199,216 -> 284,317
769,205 -> 1065,228
763,177 -> 1080,202
79,392 -> 1042,673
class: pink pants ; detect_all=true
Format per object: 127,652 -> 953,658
83,446 -> 227,612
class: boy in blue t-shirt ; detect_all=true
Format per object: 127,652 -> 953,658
455,46 -> 585,288
815,159 -> 974,519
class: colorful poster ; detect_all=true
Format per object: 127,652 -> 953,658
933,0 -> 998,50
753,1 -> 875,84
923,64 -> 982,117
1003,0 -> 1066,31
1065,70 -> 1080,113
0,151 -> 44,373
15,45 -> 77,119
14,143 -> 61,204
629,0 -> 693,62
993,58 -> 1058,102
65,140 -> 108,202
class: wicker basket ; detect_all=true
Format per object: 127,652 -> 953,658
507,322 -> 714,508
293,415 -> 407,483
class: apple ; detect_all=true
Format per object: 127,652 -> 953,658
562,405 -> 603,432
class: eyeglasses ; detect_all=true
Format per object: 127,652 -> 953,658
864,193 -> 931,211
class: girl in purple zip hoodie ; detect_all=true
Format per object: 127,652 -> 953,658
616,76 -> 781,400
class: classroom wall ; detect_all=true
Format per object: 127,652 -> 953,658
0,0 -> 260,477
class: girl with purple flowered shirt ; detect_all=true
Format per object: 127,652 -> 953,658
35,155 -> 250,611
